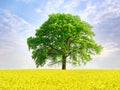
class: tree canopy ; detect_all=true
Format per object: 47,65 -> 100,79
27,13 -> 103,70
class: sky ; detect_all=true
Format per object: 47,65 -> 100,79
0,0 -> 120,69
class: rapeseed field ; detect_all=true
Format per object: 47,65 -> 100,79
0,69 -> 120,90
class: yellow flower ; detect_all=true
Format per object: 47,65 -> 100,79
0,69 -> 120,90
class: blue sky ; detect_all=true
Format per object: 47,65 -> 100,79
0,0 -> 120,69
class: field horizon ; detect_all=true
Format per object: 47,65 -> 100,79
0,68 -> 120,70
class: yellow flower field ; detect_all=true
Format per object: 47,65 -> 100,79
0,69 -> 120,90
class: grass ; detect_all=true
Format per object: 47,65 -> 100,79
0,69 -> 120,90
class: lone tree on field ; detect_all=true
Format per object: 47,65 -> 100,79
27,13 -> 103,70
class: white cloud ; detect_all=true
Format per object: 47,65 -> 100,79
35,8 -> 42,13
96,42 -> 120,57
0,8 -> 35,68
0,8 -> 32,34
45,1 -> 58,14
53,0 -> 65,8
63,0 -> 83,13
78,0 -> 97,22
0,8 -> 35,36
93,1 -> 120,24
43,0 -> 85,16
77,0 -> 120,25
39,0 -> 65,16
16,0 -> 35,3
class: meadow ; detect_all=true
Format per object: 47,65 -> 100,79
0,69 -> 120,90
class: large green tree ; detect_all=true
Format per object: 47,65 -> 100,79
27,13 -> 103,70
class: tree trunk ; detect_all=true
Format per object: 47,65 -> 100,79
62,55 -> 66,70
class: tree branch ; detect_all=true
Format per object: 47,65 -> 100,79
49,45 -> 62,53
48,60 -> 62,66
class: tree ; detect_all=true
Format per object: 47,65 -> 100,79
27,13 -> 103,70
